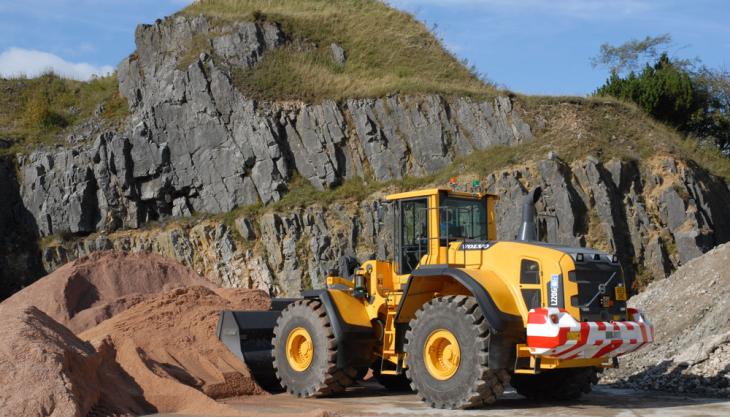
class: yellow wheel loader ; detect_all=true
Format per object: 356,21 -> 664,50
217,186 -> 654,409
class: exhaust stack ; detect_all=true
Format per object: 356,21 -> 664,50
518,187 -> 542,242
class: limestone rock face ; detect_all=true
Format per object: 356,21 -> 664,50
0,157 -> 44,299
39,154 -> 730,295
40,206 -> 385,297
17,15 -> 531,240
485,156 -> 730,285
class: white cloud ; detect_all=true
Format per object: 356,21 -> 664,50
388,0 -> 652,19
0,47 -> 114,81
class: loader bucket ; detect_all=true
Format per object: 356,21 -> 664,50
216,299 -> 297,392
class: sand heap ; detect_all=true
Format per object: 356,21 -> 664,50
0,283 -> 334,417
602,242 -> 730,396
0,251 -> 340,417
2,251 -> 214,333
0,305 -> 151,417
81,285 -> 272,413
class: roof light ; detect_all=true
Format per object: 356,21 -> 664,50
611,255 -> 619,263
449,177 -> 458,190
575,253 -> 584,262
593,254 -> 601,261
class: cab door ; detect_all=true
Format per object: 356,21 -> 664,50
396,198 -> 429,275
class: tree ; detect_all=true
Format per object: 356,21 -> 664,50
595,54 -> 696,129
689,66 -> 730,152
593,36 -> 730,154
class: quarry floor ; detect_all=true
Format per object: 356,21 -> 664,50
147,382 -> 730,417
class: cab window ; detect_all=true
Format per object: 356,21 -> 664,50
439,197 -> 487,245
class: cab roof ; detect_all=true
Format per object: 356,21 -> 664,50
385,187 -> 499,201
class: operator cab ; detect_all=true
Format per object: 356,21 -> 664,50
385,188 -> 497,275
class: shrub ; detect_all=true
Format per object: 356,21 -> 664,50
23,90 -> 68,130
595,54 -> 697,130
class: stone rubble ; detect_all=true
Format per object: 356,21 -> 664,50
601,242 -> 730,397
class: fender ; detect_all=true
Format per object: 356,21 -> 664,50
394,265 -> 524,369
301,290 -> 375,369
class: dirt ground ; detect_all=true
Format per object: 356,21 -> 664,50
145,382 -> 730,417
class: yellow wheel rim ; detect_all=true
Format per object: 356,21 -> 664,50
286,327 -> 314,372
423,329 -> 461,380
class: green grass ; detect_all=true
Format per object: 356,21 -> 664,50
181,0 -> 495,102
0,72 -> 127,155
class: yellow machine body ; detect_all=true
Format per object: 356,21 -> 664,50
217,185 -> 646,406
323,187 -> 617,374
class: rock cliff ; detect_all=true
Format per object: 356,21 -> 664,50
0,156 -> 44,299
18,16 -> 530,238
4,14 -> 730,297
38,152 -> 730,296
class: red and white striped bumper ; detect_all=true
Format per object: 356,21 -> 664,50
526,307 -> 654,360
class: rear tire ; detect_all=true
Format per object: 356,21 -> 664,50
405,295 -> 509,409
510,368 -> 598,401
272,299 -> 357,397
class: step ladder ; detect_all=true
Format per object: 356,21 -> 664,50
380,293 -> 403,375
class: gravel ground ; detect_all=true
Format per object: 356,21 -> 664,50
145,383 -> 730,417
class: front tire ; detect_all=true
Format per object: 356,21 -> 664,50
405,295 -> 509,409
272,299 -> 357,397
510,368 -> 598,401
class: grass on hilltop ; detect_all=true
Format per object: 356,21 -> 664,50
0,72 -> 127,154
517,95 -> 730,180
181,0 -> 495,102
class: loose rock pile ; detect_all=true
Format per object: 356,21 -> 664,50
601,243 -> 730,396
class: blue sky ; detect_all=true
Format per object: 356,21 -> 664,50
0,0 -> 728,95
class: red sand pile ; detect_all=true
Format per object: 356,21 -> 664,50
0,252 -> 334,417
0,305 -> 151,417
81,286 -> 272,414
2,251 -> 214,333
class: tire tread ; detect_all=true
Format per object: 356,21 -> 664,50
272,299 -> 356,397
404,296 -> 510,409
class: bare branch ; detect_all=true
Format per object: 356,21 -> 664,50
591,34 -> 672,75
